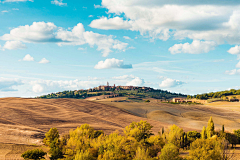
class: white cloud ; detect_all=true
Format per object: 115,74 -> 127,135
225,69 -> 240,75
0,77 -> 23,92
94,4 -> 104,9
2,41 -> 26,50
39,58 -> 50,64
126,77 -> 144,86
112,75 -> 136,80
123,36 -> 131,40
1,22 -> 57,43
78,47 -> 86,50
159,78 -> 185,88
228,45 -> 240,55
30,79 -> 102,93
83,31 -> 128,57
32,84 -> 43,93
88,15 -> 93,18
3,0 -> 33,2
89,17 -> 132,30
128,46 -> 135,49
1,10 -> 8,13
169,40 -> 216,54
56,23 -> 128,57
12,8 -> 19,10
22,54 -> 34,61
94,58 -> 132,69
1,22 -> 128,56
51,0 -> 67,6
89,1 -> 240,52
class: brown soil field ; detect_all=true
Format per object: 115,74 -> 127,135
0,98 -> 170,145
96,97 -> 240,132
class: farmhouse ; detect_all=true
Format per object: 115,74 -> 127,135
172,98 -> 185,103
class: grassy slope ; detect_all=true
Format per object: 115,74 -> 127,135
96,97 -> 240,132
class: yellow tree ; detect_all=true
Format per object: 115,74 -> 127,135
206,117 -> 215,138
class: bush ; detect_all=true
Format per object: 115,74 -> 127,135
188,139 -> 222,160
159,143 -> 181,160
21,149 -> 46,160
145,100 -> 150,102
234,129 -> 240,143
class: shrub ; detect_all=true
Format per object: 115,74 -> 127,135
21,149 -> 46,160
188,139 -> 222,160
159,143 -> 181,160
234,129 -> 240,143
145,100 -> 150,102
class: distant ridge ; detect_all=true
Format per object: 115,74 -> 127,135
38,83 -> 187,100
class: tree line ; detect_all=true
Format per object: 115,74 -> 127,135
22,118 -> 240,160
188,89 -> 240,100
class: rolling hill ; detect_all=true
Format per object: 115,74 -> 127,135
0,98 -> 170,145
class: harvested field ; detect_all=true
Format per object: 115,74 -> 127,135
97,97 -> 240,132
0,98 -> 170,145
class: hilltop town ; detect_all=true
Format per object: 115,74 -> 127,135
38,82 -> 186,99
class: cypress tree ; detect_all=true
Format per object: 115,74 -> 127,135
201,126 -> 207,139
206,116 -> 214,138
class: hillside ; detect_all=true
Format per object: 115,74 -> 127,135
38,86 -> 186,100
0,98 -> 171,145
96,97 -> 240,132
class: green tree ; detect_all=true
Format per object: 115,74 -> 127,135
43,128 -> 63,160
43,128 -> 59,147
21,149 -> 46,160
234,129 -> 240,143
159,143 -> 181,160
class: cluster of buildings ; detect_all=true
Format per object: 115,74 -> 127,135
172,98 -> 192,103
88,82 -> 153,92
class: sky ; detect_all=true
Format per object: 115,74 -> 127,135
1,0 -> 240,97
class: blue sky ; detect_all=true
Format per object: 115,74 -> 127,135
1,0 -> 240,97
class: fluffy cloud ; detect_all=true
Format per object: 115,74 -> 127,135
2,41 -> 26,50
30,79 -> 102,93
56,23 -> 128,56
39,58 -> 50,64
0,22 -> 128,56
94,58 -> 132,69
225,69 -> 240,75
228,45 -> 240,55
0,78 -> 23,92
22,54 -> 34,61
90,1 -> 240,53
169,40 -> 216,54
83,31 -> 128,57
51,0 -> 67,6
126,77 -> 144,86
159,78 -> 185,88
1,22 -> 57,43
89,17 -> 132,30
